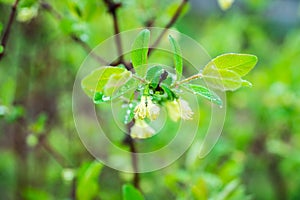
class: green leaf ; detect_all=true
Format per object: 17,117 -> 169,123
122,102 -> 137,124
113,78 -> 138,98
161,85 -> 176,101
93,92 -> 111,104
0,45 -> 3,54
169,35 -> 183,80
203,69 -> 243,91
77,161 -> 103,200
163,75 -> 174,86
214,179 -> 240,200
205,53 -> 257,76
122,184 -> 144,200
131,29 -> 150,77
184,84 -> 222,106
202,53 -> 257,91
104,70 -> 132,96
28,113 -> 48,134
146,66 -> 164,88
81,66 -> 132,99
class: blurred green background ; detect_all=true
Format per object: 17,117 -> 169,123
1,0 -> 300,199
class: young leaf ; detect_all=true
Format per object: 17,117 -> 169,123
169,35 -> 183,80
131,29 -> 150,77
0,45 -> 3,54
104,70 -> 132,96
205,53 -> 257,76
161,85 -> 176,101
203,69 -> 243,91
122,184 -> 144,200
81,67 -> 131,99
202,53 -> 257,91
77,161 -> 103,200
146,66 -> 164,88
184,84 -> 222,106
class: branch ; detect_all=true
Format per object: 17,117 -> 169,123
148,0 -> 189,56
123,120 -> 141,190
71,35 -> 108,64
103,0 -> 124,64
35,130 -> 71,167
40,1 -> 108,65
42,140 -> 69,167
174,73 -> 203,87
0,0 -> 20,61
40,0 -> 62,19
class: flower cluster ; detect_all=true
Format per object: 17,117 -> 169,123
130,95 -> 194,139
134,96 -> 160,121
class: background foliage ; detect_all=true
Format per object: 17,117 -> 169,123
1,0 -> 300,199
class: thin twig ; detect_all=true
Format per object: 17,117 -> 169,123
132,74 -> 149,84
103,0 -> 123,64
42,140 -> 68,167
175,73 -> 203,86
35,130 -> 70,167
71,35 -> 108,64
40,0 -> 62,19
111,8 -> 123,63
40,1 -> 107,65
0,0 -> 20,60
148,0 -> 189,56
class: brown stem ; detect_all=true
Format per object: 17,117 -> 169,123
70,178 -> 77,200
71,35 -> 108,65
128,137 -> 140,188
123,120 -> 141,190
148,0 -> 189,56
41,139 -> 69,167
0,0 -> 20,60
40,0 -> 62,19
35,130 -> 70,167
103,0 -> 124,63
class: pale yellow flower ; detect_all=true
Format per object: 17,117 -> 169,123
134,96 -> 147,119
134,96 -> 160,121
146,99 -> 160,120
179,98 -> 194,120
166,98 -> 194,122
130,119 -> 156,139
165,100 -> 181,122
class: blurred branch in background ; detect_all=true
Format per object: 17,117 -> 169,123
40,0 -> 108,65
34,129 -> 71,168
0,0 -> 20,61
103,0 -> 124,64
148,0 -> 189,56
2,0 -> 300,199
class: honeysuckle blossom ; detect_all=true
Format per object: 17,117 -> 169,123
130,119 -> 156,139
166,98 -> 194,122
134,96 -> 160,121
